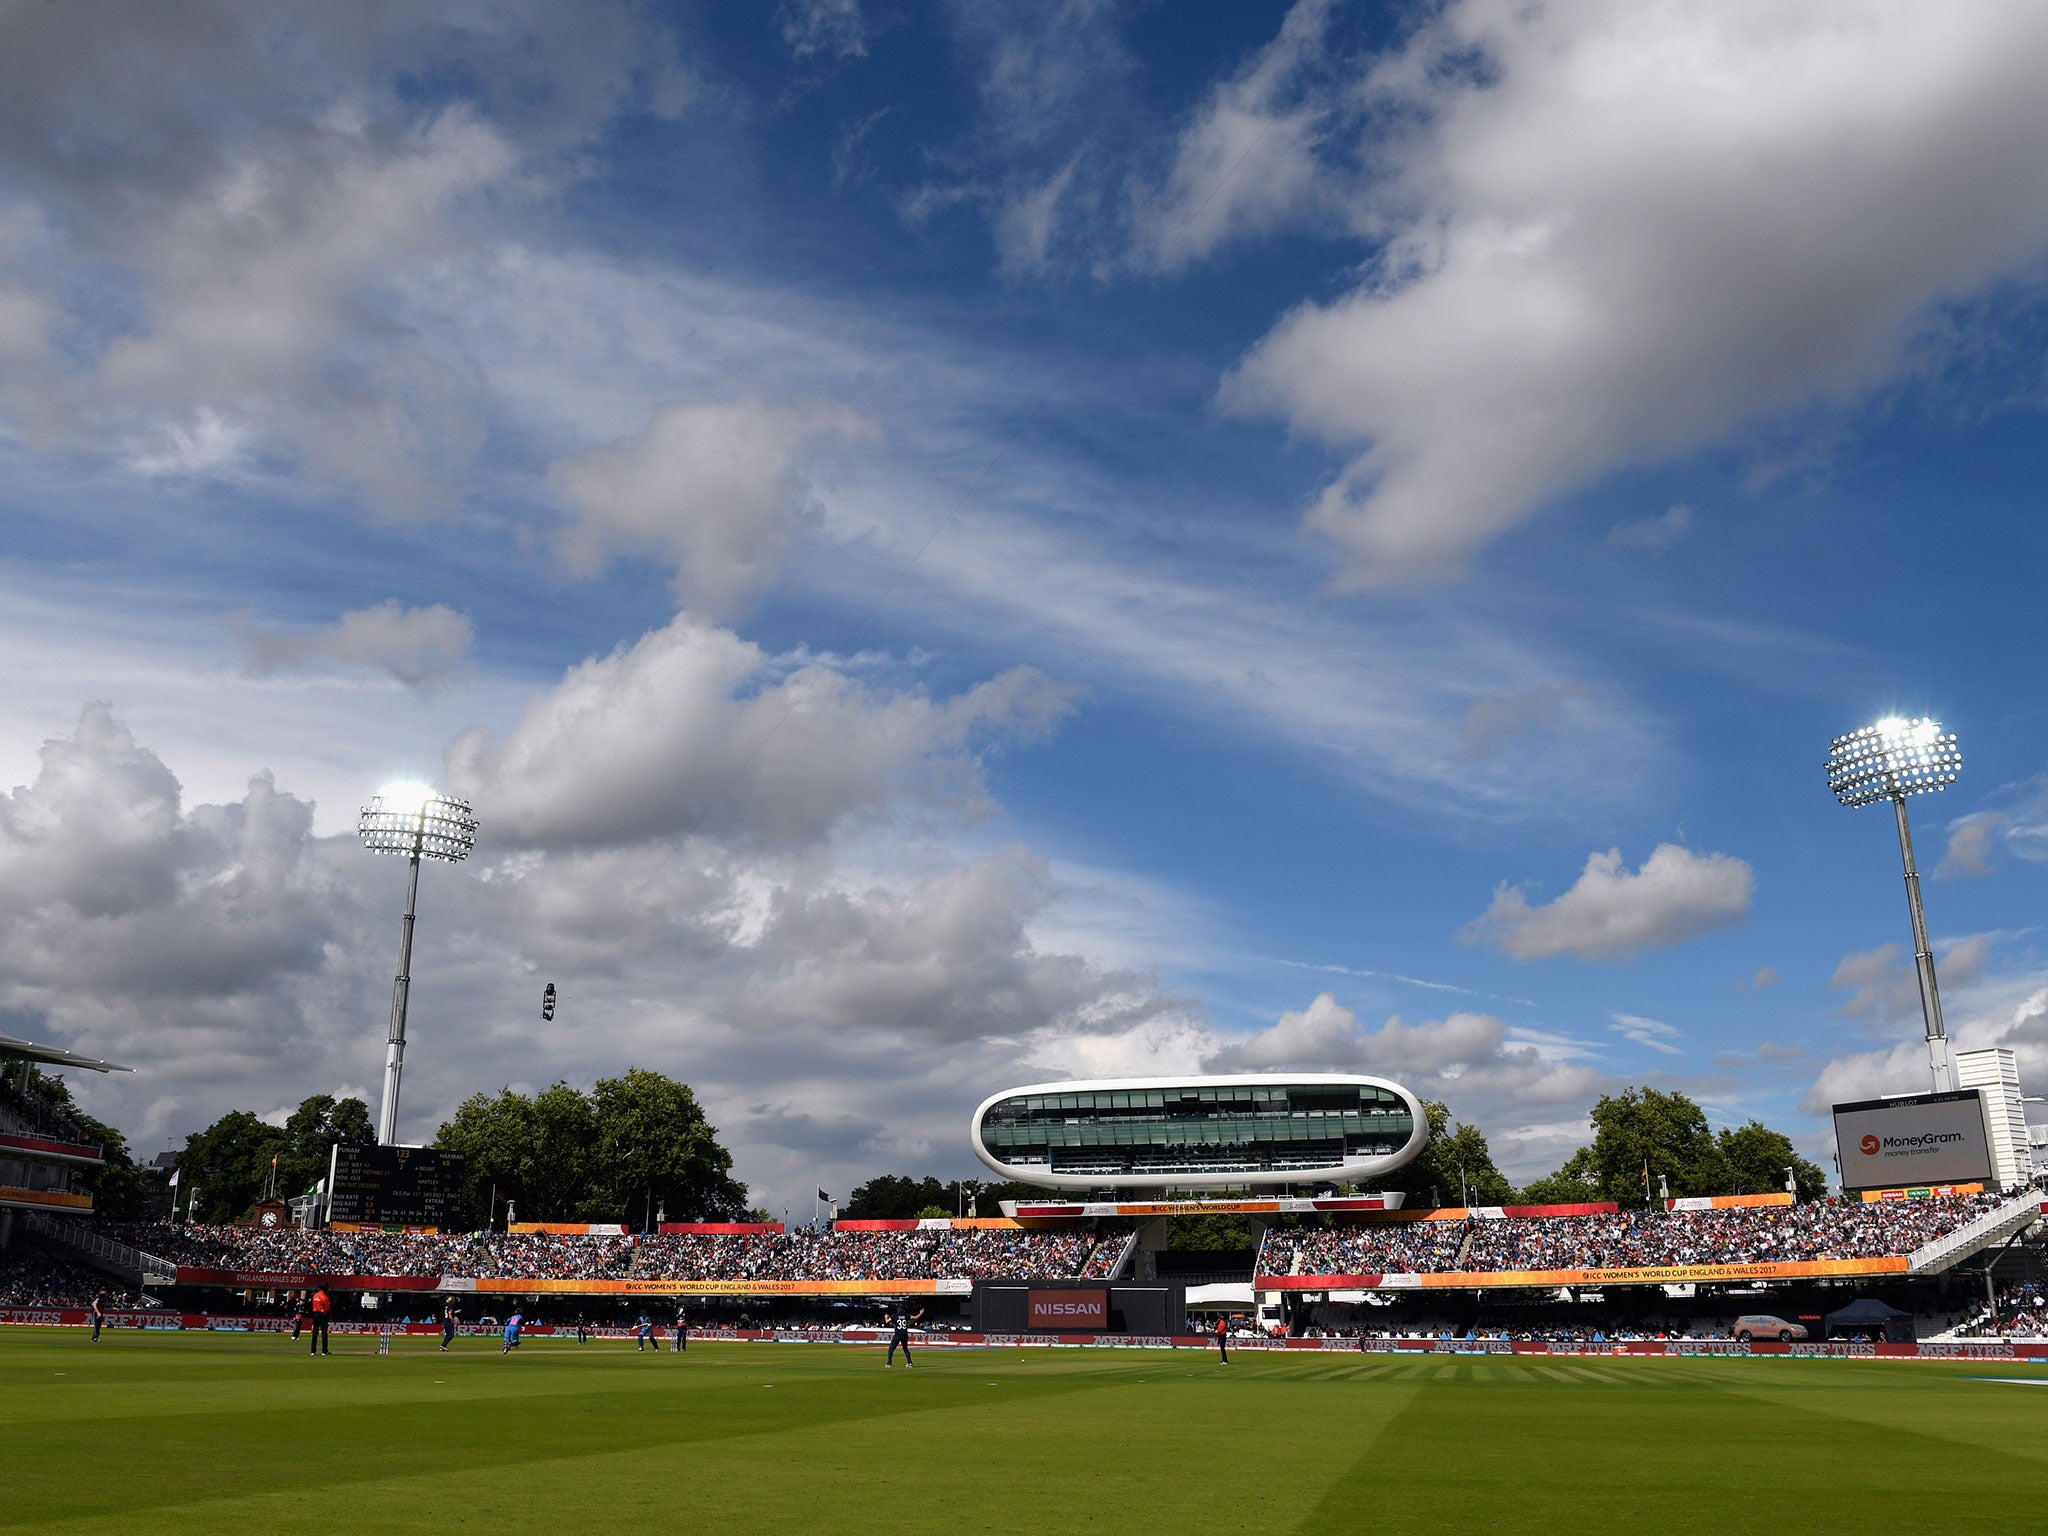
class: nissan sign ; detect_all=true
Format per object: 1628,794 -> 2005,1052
1027,1289 -> 1108,1330
1832,1090 -> 1994,1191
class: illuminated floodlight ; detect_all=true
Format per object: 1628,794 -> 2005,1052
1826,718 -> 1961,808
358,784 -> 478,863
1825,717 -> 1961,1094
358,784 -> 480,1146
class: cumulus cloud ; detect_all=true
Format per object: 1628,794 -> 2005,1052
1203,992 -> 1612,1179
7,696 -> 1191,1209
1830,934 -> 1989,1026
1220,2 -> 2048,583
1745,966 -> 1783,991
1460,844 -> 1755,963
548,398 -> 878,617
0,1 -> 691,511
241,601 -> 473,689
444,612 -> 1075,851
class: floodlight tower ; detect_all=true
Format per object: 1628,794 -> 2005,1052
359,784 -> 479,1145
1825,717 -> 1963,1094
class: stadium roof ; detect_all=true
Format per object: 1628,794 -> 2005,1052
0,1032 -> 133,1073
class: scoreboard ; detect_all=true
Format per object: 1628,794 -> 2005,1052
326,1143 -> 466,1227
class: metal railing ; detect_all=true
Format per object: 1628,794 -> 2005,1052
1907,1190 -> 2047,1275
21,1211 -> 179,1285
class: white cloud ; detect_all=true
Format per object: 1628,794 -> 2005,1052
241,601 -> 473,690
443,611 -> 1075,852
1745,966 -> 1782,991
9,696 -> 1193,1212
1607,504 -> 1694,551
1132,0 -> 1339,272
547,398 -> 878,617
1830,934 -> 1989,1025
0,1 -> 691,512
1609,1011 -> 1683,1056
1461,843 -> 1755,962
1222,2 -> 2048,583
1203,991 -> 1613,1180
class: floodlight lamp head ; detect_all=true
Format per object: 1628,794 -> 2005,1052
358,786 -> 478,863
1825,717 -> 1961,809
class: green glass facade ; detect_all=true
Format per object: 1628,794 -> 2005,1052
975,1080 -> 1417,1183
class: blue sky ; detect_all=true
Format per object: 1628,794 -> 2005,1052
3,1 -> 2047,1213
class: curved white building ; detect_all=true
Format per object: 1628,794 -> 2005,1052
970,1074 -> 1426,1192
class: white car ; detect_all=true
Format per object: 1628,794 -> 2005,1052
1733,1314 -> 1807,1342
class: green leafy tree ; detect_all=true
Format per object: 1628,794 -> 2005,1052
435,1084 -> 594,1225
21,1066 -> 162,1221
1517,1149 -> 1603,1205
277,1093 -> 373,1199
841,1175 -> 1041,1220
1364,1099 -> 1514,1207
1717,1120 -> 1828,1200
177,1110 -> 288,1222
434,1070 -> 746,1227
1521,1088 -> 1733,1206
587,1068 -> 747,1224
1167,1213 -> 1262,1250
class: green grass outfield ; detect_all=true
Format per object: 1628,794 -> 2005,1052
5,1330 -> 2046,1535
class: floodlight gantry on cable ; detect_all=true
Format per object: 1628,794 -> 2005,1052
359,783 -> 478,1145
1825,717 -> 1962,1094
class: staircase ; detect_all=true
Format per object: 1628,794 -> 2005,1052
1907,1191 -> 2046,1276
22,1212 -> 178,1287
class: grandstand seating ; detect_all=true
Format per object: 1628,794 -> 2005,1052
1260,1193 -> 2011,1277
96,1222 -> 1113,1284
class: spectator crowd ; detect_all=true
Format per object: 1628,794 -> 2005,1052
96,1222 -> 1114,1284
1261,1194 -> 2009,1277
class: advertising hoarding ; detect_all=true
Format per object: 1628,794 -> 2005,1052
1027,1288 -> 1108,1330
1832,1091 -> 1993,1191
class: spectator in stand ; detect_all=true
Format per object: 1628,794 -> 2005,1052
1260,1195 -> 2005,1279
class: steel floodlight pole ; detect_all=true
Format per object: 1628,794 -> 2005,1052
360,787 -> 478,1148
1826,718 -> 1963,1097
1889,791 -> 1953,1095
377,832 -> 425,1147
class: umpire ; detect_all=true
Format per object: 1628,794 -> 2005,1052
309,1288 -> 332,1356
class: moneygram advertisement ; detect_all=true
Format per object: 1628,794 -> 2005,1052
1833,1090 -> 1993,1191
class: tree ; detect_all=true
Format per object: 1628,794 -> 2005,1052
1717,1120 -> 1828,1200
1517,1149 -> 1602,1206
277,1094 -> 373,1199
23,1066 -> 162,1221
435,1084 -> 595,1226
587,1068 -> 747,1224
841,1175 -> 1042,1220
1365,1100 -> 1514,1207
433,1069 -> 747,1228
177,1110 -> 288,1223
1519,1097 -> 1832,1206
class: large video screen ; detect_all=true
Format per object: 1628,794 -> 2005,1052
1833,1090 -> 1992,1191
327,1143 -> 466,1227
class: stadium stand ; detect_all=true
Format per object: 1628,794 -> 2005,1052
0,1246 -> 145,1308
1260,1194 -> 2011,1277
97,1222 -> 1107,1284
